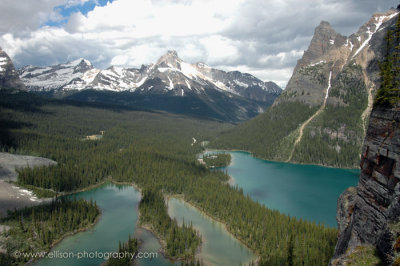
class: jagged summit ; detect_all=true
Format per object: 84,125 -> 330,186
155,50 -> 182,69
0,47 -> 25,90
294,20 -> 340,71
68,58 -> 92,66
317,20 -> 334,30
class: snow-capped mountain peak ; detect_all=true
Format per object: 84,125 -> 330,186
18,58 -> 97,91
155,50 -> 182,69
19,51 -> 282,102
66,58 -> 92,67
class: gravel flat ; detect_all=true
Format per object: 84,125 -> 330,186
0,152 -> 56,217
0,152 -> 56,181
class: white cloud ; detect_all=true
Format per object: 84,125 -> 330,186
0,0 -> 65,34
110,45 -> 161,66
258,50 -> 304,67
66,0 -> 240,36
0,0 -> 399,86
200,35 -> 239,64
65,0 -> 91,8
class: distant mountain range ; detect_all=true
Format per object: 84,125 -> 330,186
214,8 -> 399,168
11,50 -> 281,122
19,50 -> 281,99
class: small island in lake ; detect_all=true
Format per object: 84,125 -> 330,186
202,153 -> 232,168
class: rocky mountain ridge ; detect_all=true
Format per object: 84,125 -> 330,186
16,50 -> 281,122
280,9 -> 399,107
213,8 -> 399,167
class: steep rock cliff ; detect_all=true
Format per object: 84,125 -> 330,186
331,103 -> 400,265
332,11 -> 400,265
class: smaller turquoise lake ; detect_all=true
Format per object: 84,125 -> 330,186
168,198 -> 255,265
36,184 -> 143,266
206,151 -> 359,227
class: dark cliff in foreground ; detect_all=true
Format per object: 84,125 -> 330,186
331,103 -> 400,265
331,10 -> 400,265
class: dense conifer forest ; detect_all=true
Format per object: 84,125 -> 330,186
139,189 -> 200,259
106,235 -> 139,266
0,91 -> 337,265
375,14 -> 400,105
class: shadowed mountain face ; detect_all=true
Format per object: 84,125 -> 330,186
0,47 -> 25,91
18,50 -> 281,122
213,9 -> 399,168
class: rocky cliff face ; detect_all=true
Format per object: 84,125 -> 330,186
331,103 -> 400,265
332,11 -> 400,265
0,47 -> 25,91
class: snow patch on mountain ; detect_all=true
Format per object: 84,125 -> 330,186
20,59 -> 95,91
0,57 -> 8,72
353,11 -> 399,58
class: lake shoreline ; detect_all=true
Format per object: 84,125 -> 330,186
25,204 -> 102,266
137,214 -> 198,263
205,148 -> 359,170
166,194 -> 259,265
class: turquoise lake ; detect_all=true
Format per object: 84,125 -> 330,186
35,184 -> 173,266
207,151 -> 359,227
168,197 -> 255,265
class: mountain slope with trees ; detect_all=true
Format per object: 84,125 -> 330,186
213,9 -> 399,168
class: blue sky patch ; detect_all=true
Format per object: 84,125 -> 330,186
45,0 -> 113,27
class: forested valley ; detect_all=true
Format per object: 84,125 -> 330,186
0,91 -> 337,265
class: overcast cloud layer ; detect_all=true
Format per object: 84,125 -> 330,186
0,0 -> 398,87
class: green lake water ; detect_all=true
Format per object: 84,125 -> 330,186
207,151 -> 359,227
134,228 -> 174,266
168,197 -> 255,265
